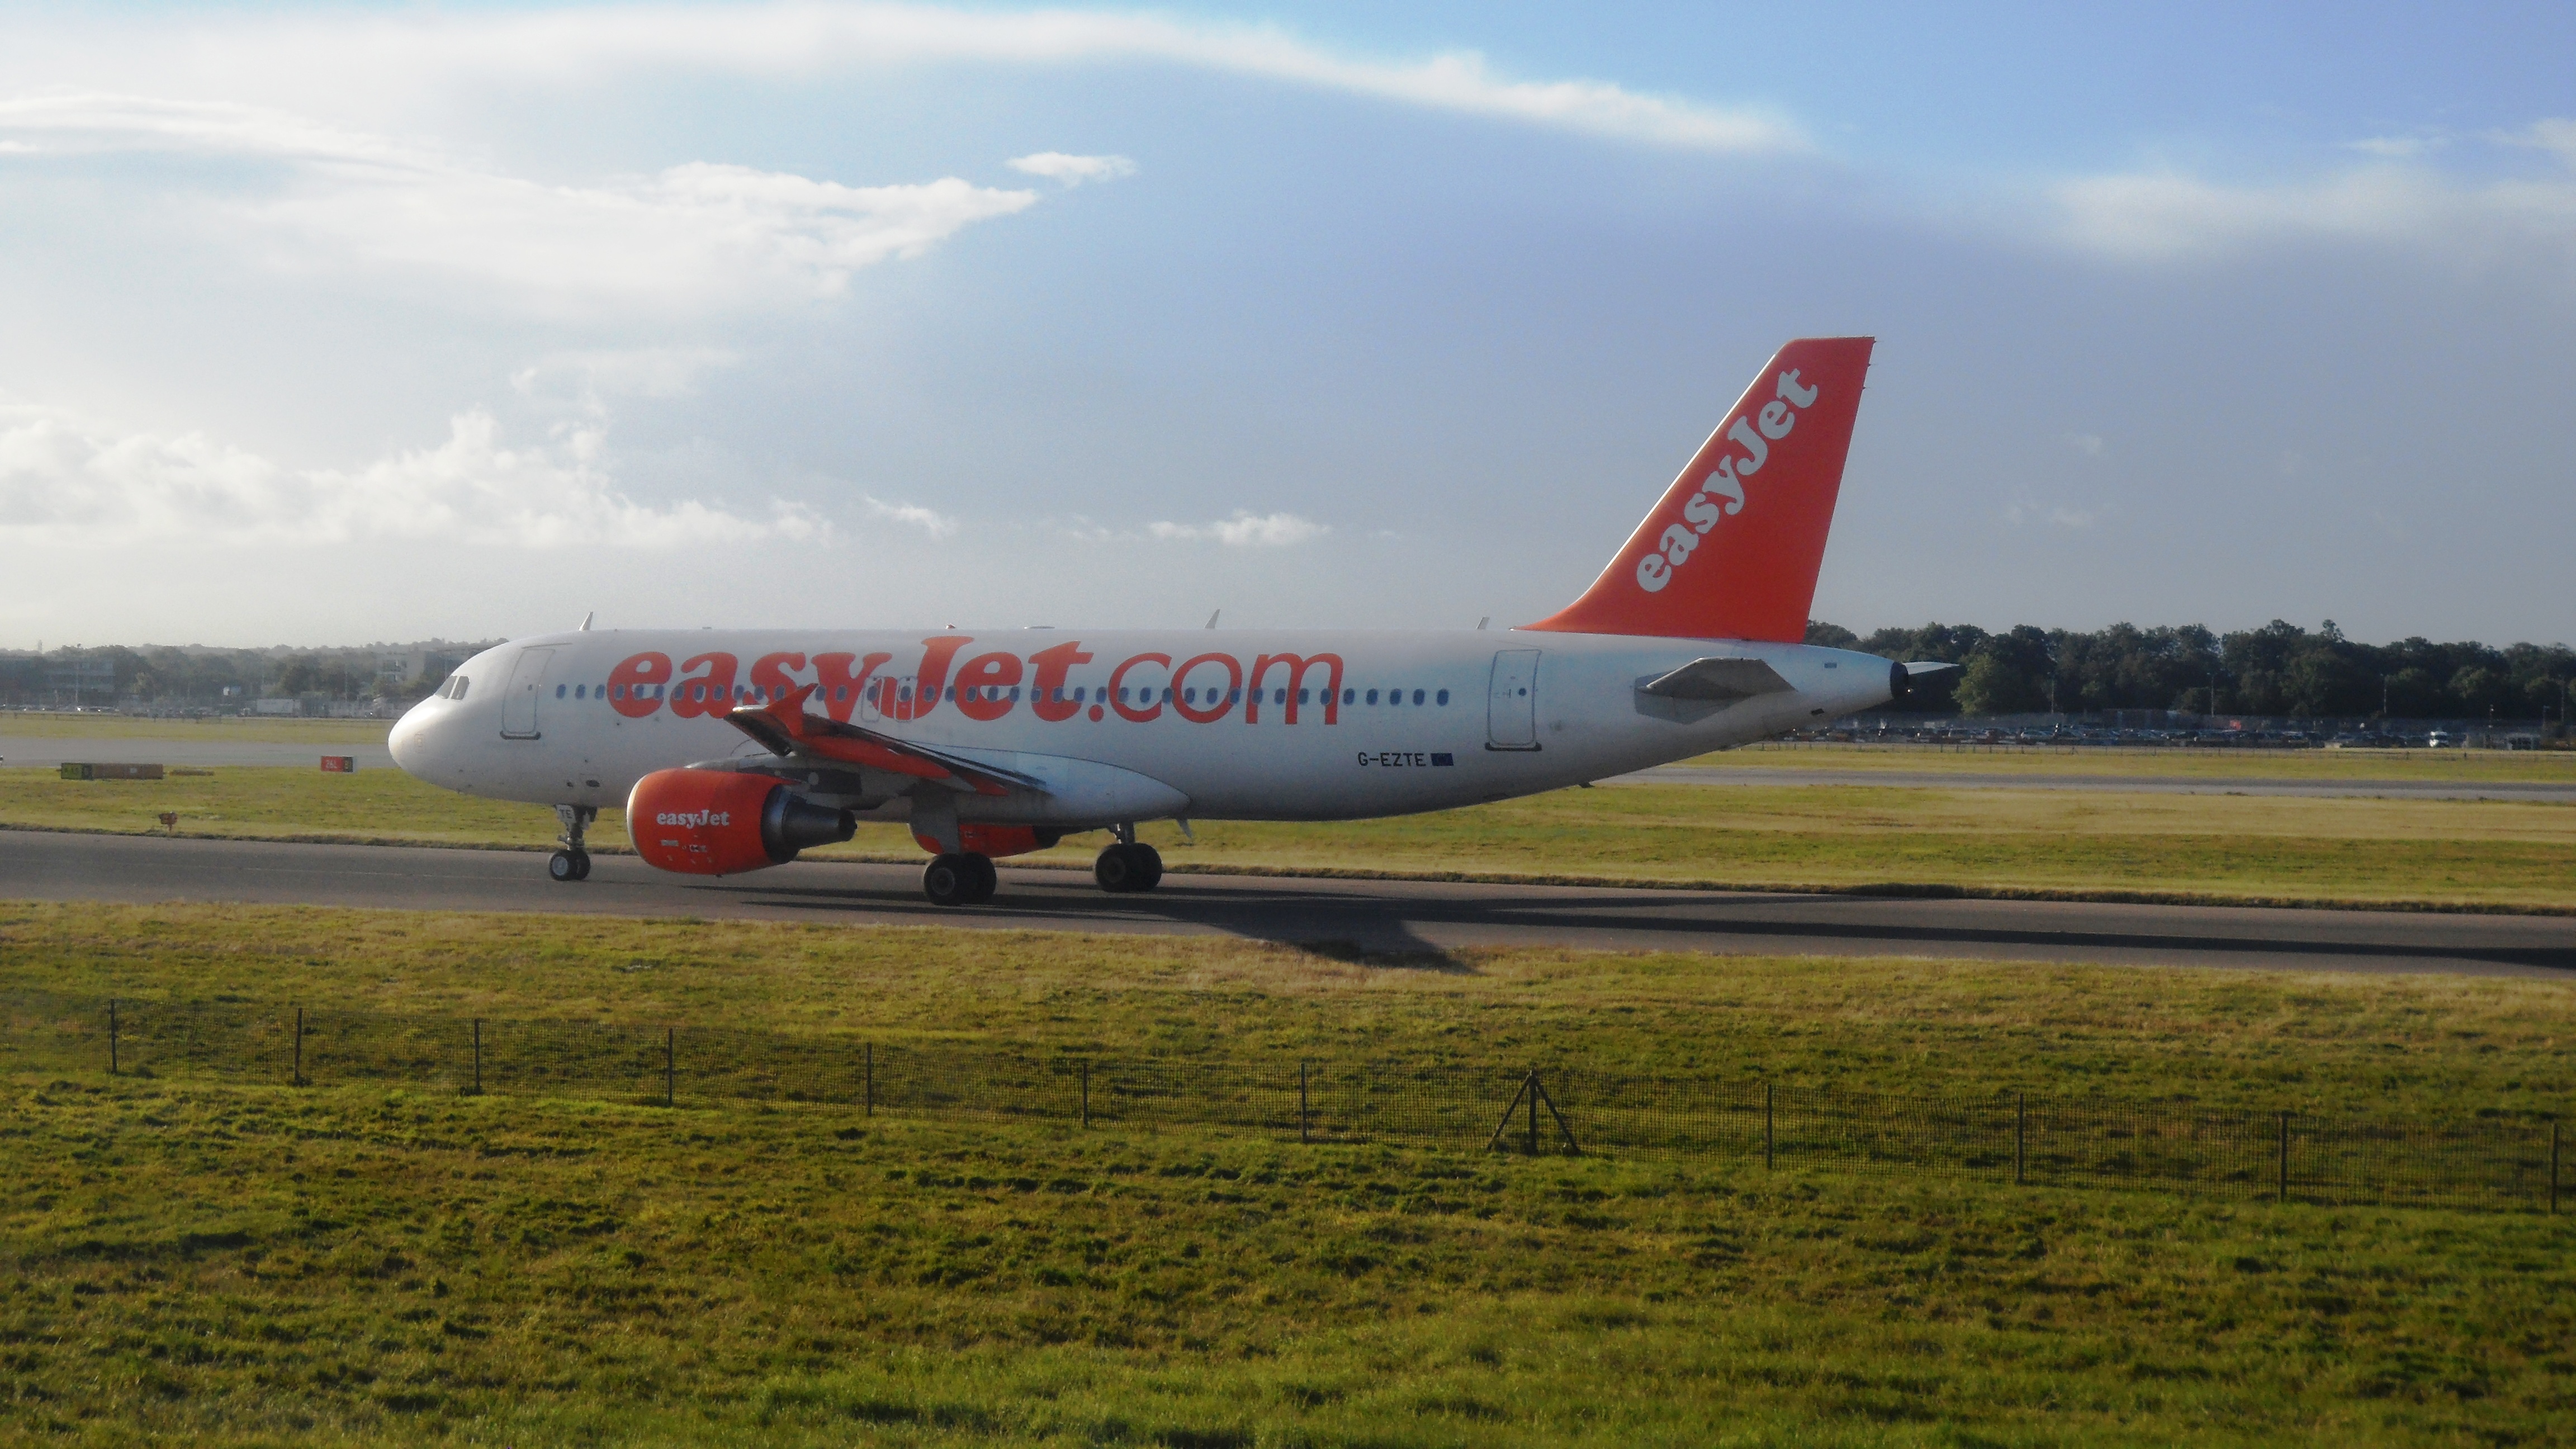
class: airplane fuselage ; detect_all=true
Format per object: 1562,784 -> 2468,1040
390,627 -> 1898,828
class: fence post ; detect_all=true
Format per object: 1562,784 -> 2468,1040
1764,1081 -> 1774,1171
1299,1060 -> 1309,1144
108,1000 -> 118,1076
2277,1111 -> 2290,1204
864,1043 -> 874,1118
1080,1061 -> 1091,1129
664,1027 -> 675,1108
2551,1121 -> 2560,1216
1526,1071 -> 1541,1157
2015,1091 -> 2026,1186
471,1019 -> 482,1096
292,1007 -> 304,1087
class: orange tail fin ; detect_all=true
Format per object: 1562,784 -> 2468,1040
1524,336 -> 1873,642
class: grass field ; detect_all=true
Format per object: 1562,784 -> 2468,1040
4,905 -> 2573,1445
6,763 -> 2573,912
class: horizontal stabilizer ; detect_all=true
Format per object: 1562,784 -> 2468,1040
1638,657 -> 1797,702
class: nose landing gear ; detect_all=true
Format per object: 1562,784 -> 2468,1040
922,852 -> 998,907
1093,823 -> 1164,894
550,804 -> 595,883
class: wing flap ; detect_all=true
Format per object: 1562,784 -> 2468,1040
723,685 -> 1046,797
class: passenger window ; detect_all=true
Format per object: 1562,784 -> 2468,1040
1413,690 -> 1425,705
1298,689 -> 1309,704
1228,688 -> 1241,704
1273,689 -> 1286,704
1437,689 -> 1450,705
1366,689 -> 1379,704
1342,688 -> 1355,704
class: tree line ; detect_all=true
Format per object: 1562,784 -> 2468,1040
0,643 -> 495,708
1806,620 -> 2576,721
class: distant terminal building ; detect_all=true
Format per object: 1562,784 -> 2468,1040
45,656 -> 116,706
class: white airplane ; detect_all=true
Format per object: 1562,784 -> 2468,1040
390,336 -> 1947,905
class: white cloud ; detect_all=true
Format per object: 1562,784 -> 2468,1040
2049,157 -> 2576,262
860,495 -> 957,537
2065,432 -> 2106,457
1007,151 -> 1137,186
2346,135 -> 2441,159
0,6 -> 1806,156
1148,511 -> 1328,546
2503,118 -> 2576,166
512,347 -> 741,403
0,400 -> 820,548
0,92 -> 1041,314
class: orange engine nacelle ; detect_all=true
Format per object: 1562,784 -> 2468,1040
627,768 -> 856,877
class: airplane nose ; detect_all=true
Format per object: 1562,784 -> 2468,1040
388,702 -> 433,776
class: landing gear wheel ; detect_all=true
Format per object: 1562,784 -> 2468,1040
1095,844 -> 1139,893
551,804 -> 597,883
1095,842 -> 1164,893
924,853 -> 996,907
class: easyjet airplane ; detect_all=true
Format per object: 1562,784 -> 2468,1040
390,336 -> 1945,905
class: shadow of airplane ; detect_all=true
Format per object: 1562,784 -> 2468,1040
699,864 -> 2576,976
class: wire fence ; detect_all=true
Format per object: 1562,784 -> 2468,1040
3,989 -> 2560,1216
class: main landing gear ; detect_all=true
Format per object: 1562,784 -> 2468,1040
1094,823 -> 1164,894
550,804 -> 595,883
922,853 -> 998,907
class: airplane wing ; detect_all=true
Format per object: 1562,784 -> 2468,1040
716,685 -> 1048,797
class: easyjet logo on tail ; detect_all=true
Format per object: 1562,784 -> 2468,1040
1636,367 -> 1819,594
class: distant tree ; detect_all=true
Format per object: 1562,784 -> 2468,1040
274,654 -> 326,696
1955,652 -> 2050,715
1805,621 -> 1859,648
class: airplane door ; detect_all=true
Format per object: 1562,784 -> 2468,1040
500,648 -> 555,740
1486,650 -> 1540,750
859,675 -> 894,724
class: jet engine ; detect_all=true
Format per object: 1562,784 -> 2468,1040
626,768 -> 856,876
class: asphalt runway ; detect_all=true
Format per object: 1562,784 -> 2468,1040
6,738 -> 2565,800
5,828 -> 2569,979
0,737 -> 399,770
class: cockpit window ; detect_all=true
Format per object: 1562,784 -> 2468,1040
450,676 -> 470,702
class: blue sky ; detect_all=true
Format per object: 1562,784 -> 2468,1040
0,2 -> 2569,647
